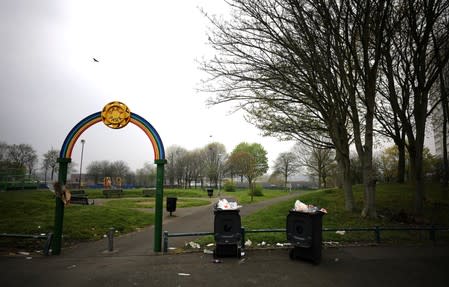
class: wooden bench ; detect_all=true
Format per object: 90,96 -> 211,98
70,189 -> 86,196
70,195 -> 94,205
103,189 -> 123,198
142,188 -> 156,197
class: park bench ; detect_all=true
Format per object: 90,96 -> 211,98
103,189 -> 123,198
70,189 -> 86,196
69,190 -> 94,205
70,195 -> 94,205
142,188 -> 156,197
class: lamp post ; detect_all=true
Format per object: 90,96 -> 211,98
217,153 -> 223,197
79,139 -> 85,189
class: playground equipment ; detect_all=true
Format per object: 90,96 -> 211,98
53,101 -> 166,254
103,177 -> 112,189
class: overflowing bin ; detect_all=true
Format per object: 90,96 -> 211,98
166,197 -> 177,216
213,206 -> 242,258
286,210 -> 325,264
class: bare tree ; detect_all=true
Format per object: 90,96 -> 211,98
86,160 -> 111,185
7,144 -> 38,175
273,151 -> 301,190
42,148 -> 59,182
135,162 -> 156,187
380,0 -> 449,213
110,160 -> 131,185
202,0 -> 391,214
294,143 -> 335,188
165,145 -> 188,187
203,142 -> 227,188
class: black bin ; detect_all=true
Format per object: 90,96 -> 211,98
166,197 -> 177,216
286,210 -> 324,264
213,208 -> 242,258
207,188 -> 213,198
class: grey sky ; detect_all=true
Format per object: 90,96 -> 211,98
0,0 -> 296,172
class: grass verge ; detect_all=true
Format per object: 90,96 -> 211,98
193,183 -> 449,247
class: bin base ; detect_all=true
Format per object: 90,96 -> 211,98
214,244 -> 241,258
289,246 -> 321,265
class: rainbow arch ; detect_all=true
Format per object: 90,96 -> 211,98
59,112 -> 165,161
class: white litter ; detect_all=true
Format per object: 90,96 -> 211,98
335,230 -> 346,235
245,239 -> 252,247
293,200 -> 328,213
177,273 -> 191,276
276,243 -> 284,247
216,198 -> 242,210
18,252 -> 30,256
261,241 -> 266,246
203,249 -> 213,254
186,241 -> 200,249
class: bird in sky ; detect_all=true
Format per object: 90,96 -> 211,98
93,58 -> 99,62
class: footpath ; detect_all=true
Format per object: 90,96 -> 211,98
1,192 -> 448,287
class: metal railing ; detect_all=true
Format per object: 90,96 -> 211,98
0,232 -> 53,256
163,226 -> 449,253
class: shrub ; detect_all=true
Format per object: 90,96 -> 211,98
249,184 -> 264,197
223,180 -> 236,192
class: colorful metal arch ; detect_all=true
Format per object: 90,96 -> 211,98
59,112 -> 165,160
53,107 -> 166,254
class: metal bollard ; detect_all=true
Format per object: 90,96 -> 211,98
375,226 -> 381,243
107,227 -> 115,252
43,232 -> 53,256
163,231 -> 168,253
240,227 -> 245,249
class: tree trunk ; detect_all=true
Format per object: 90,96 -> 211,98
413,145 -> 425,214
397,139 -> 406,183
284,174 -> 288,191
361,151 -> 377,218
408,123 -> 426,214
336,151 -> 354,211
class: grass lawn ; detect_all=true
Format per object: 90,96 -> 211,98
195,183 -> 449,247
0,187 -> 287,251
84,188 -> 213,199
0,189 -> 154,251
220,189 -> 293,204
102,198 -> 211,209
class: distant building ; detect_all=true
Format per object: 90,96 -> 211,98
432,64 -> 449,159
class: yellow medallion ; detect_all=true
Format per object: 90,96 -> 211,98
101,101 -> 131,129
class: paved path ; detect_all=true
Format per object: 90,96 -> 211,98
2,245 -> 448,287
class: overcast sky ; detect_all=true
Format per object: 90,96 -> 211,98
0,0 -> 297,172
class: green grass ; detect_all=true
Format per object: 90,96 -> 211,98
0,189 -> 153,250
81,187 -> 289,202
83,188 -> 213,199
195,183 -> 449,246
102,198 -> 211,209
220,189 -> 291,204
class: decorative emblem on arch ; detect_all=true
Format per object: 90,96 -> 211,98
101,101 -> 131,129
